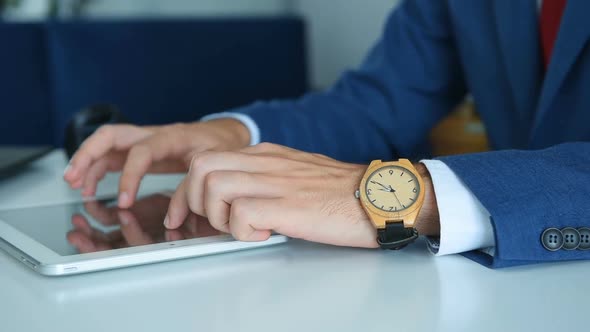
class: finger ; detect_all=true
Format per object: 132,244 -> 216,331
81,158 -> 109,196
164,178 -> 191,230
118,131 -> 188,208
118,210 -> 154,246
185,152 -> 301,215
228,198 -> 281,242
81,151 -> 129,196
64,125 -> 152,184
203,171 -> 285,234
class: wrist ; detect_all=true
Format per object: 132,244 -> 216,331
200,118 -> 251,149
414,163 -> 440,236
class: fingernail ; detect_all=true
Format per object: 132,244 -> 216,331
118,192 -> 129,207
63,163 -> 72,176
163,215 -> 170,228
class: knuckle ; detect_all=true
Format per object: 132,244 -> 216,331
189,152 -> 213,175
95,124 -> 113,136
256,142 -> 278,151
94,124 -> 117,142
230,199 -> 251,223
203,171 -> 224,194
128,143 -> 151,158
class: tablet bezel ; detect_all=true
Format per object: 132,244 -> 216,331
0,193 -> 288,276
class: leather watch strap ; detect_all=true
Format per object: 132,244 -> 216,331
377,222 -> 419,250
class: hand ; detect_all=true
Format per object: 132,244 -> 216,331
63,119 -> 251,208
165,143 -> 440,248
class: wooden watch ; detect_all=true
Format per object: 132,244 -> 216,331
355,159 -> 425,249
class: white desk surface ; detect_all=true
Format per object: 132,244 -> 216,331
0,150 -> 587,332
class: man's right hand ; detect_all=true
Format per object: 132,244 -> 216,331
63,118 -> 251,208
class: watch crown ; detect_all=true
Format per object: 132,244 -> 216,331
354,189 -> 360,199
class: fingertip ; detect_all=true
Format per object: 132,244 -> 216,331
164,212 -> 182,230
118,192 -> 133,208
63,163 -> 72,178
71,179 -> 84,189
163,214 -> 171,229
64,161 -> 82,182
250,230 -> 272,242
81,187 -> 95,197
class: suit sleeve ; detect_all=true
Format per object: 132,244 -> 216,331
438,142 -> 590,268
229,0 -> 466,163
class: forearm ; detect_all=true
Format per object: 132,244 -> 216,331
228,96 -> 398,163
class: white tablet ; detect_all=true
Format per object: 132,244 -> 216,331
0,192 -> 287,276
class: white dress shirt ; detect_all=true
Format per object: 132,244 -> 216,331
202,112 -> 495,256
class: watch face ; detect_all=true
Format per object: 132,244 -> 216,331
364,165 -> 420,213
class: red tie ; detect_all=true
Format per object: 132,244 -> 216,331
540,0 -> 568,69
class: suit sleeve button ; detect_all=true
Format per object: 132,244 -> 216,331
541,228 -> 564,251
561,227 -> 581,250
577,227 -> 590,250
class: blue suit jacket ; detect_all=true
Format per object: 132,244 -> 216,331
233,0 -> 590,268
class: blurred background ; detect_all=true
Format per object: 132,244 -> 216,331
1,0 -> 397,89
1,0 -> 487,156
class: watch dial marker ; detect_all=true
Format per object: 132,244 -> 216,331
365,166 -> 420,213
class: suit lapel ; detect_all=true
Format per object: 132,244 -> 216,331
533,0 -> 590,133
493,0 -> 542,129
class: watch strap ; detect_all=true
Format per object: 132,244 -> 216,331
377,222 -> 419,250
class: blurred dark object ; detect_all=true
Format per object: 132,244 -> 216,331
64,104 -> 128,159
0,18 -> 307,146
0,0 -> 21,14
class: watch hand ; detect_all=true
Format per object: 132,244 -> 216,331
392,191 -> 403,208
371,180 -> 392,192
388,185 -> 396,193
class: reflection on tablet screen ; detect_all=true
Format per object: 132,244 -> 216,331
0,194 -> 222,256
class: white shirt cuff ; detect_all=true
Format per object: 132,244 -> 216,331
420,159 -> 495,256
200,112 -> 261,146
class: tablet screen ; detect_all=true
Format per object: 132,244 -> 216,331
0,194 -> 221,256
